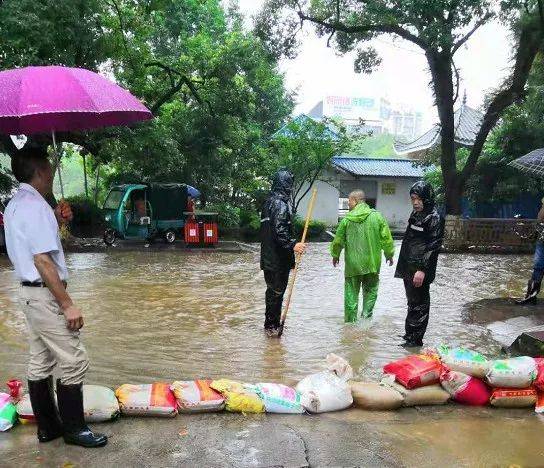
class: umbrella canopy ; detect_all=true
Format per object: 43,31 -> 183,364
0,66 -> 152,135
186,185 -> 201,198
509,148 -> 544,177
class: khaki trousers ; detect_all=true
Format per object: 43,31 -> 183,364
18,286 -> 89,385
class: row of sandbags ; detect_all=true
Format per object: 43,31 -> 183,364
351,346 -> 544,412
0,354 -> 356,431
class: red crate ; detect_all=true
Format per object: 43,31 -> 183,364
184,222 -> 200,244
203,222 -> 218,245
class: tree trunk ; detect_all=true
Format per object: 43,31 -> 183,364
82,152 -> 89,199
426,50 -> 461,215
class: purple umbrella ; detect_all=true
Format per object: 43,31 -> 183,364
0,66 -> 153,197
0,66 -> 152,134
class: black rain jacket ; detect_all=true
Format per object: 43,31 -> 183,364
395,181 -> 445,284
260,170 -> 296,271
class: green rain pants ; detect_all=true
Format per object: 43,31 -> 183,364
344,273 -> 379,323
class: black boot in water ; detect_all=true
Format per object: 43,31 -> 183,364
515,280 -> 541,305
56,380 -> 107,448
28,376 -> 63,442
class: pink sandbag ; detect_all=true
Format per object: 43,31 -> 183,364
440,368 -> 491,406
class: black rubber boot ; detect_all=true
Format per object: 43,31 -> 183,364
27,376 -> 63,443
56,380 -> 108,448
515,280 -> 541,305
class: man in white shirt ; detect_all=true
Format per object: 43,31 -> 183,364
5,147 -> 107,448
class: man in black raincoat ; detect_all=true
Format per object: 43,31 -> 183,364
260,170 -> 305,337
395,181 -> 444,347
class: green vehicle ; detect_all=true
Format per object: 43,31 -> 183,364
102,183 -> 191,245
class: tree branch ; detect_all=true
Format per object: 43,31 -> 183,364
452,59 -> 460,105
452,14 -> 493,54
460,20 -> 542,183
297,11 -> 429,50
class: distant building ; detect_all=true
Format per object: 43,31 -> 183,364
394,96 -> 483,160
308,95 -> 423,140
297,157 -> 429,231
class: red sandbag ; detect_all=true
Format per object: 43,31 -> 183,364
383,354 -> 442,389
440,368 -> 490,406
534,358 -> 544,392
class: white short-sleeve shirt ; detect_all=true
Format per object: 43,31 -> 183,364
4,183 -> 68,283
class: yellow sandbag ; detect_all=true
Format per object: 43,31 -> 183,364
386,381 -> 450,406
350,382 -> 404,410
210,379 -> 264,413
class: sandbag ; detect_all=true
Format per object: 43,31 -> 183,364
171,380 -> 225,413
534,358 -> 544,392
254,383 -> 305,414
0,393 -> 17,432
296,371 -> 353,413
210,379 -> 265,413
115,383 -> 177,417
437,345 -> 489,378
384,379 -> 450,406
350,382 -> 404,410
383,354 -> 442,389
536,391 -> 544,414
16,393 -> 35,423
440,369 -> 490,406
326,353 -> 354,380
84,385 -> 120,422
490,387 -> 537,408
486,357 -> 537,388
17,385 -> 119,423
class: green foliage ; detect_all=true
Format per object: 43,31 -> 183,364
64,195 -> 104,228
269,116 -> 351,214
350,133 -> 395,158
294,217 -> 327,239
206,202 -> 240,229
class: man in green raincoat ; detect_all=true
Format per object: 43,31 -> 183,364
330,190 -> 395,322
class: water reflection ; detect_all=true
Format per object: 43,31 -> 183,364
0,243 -> 535,387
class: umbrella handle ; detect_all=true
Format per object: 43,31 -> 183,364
52,131 -> 65,200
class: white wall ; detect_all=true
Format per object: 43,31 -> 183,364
296,178 -> 339,226
375,178 -> 415,231
296,172 -> 417,231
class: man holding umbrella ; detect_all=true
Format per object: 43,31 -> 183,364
4,147 -> 107,448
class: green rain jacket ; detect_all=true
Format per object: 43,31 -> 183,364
330,202 -> 395,278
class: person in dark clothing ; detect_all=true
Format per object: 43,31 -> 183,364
515,198 -> 544,304
260,170 -> 305,337
395,181 -> 445,347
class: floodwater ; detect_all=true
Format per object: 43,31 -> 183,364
1,243 -> 544,466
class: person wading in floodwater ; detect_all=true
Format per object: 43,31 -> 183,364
260,169 -> 305,337
395,181 -> 444,348
330,189 -> 395,323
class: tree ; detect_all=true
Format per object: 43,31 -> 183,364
269,116 -> 350,214
256,0 -> 544,215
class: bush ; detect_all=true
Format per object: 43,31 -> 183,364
294,217 -> 327,240
206,203 -> 241,229
64,195 -> 104,228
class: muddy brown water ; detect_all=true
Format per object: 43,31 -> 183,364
0,242 -> 536,385
1,243 -> 544,466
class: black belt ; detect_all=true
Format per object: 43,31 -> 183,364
21,281 -> 67,288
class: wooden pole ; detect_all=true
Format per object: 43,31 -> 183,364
278,187 -> 318,336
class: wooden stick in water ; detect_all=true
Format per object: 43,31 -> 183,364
278,187 -> 318,337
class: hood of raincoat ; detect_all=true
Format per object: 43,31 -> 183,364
344,202 -> 373,223
271,169 -> 294,201
410,180 -> 435,210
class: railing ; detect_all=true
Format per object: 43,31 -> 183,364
444,217 -> 538,252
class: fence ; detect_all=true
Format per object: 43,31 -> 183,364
444,216 -> 538,252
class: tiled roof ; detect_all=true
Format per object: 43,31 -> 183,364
394,104 -> 483,155
332,157 -> 427,178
